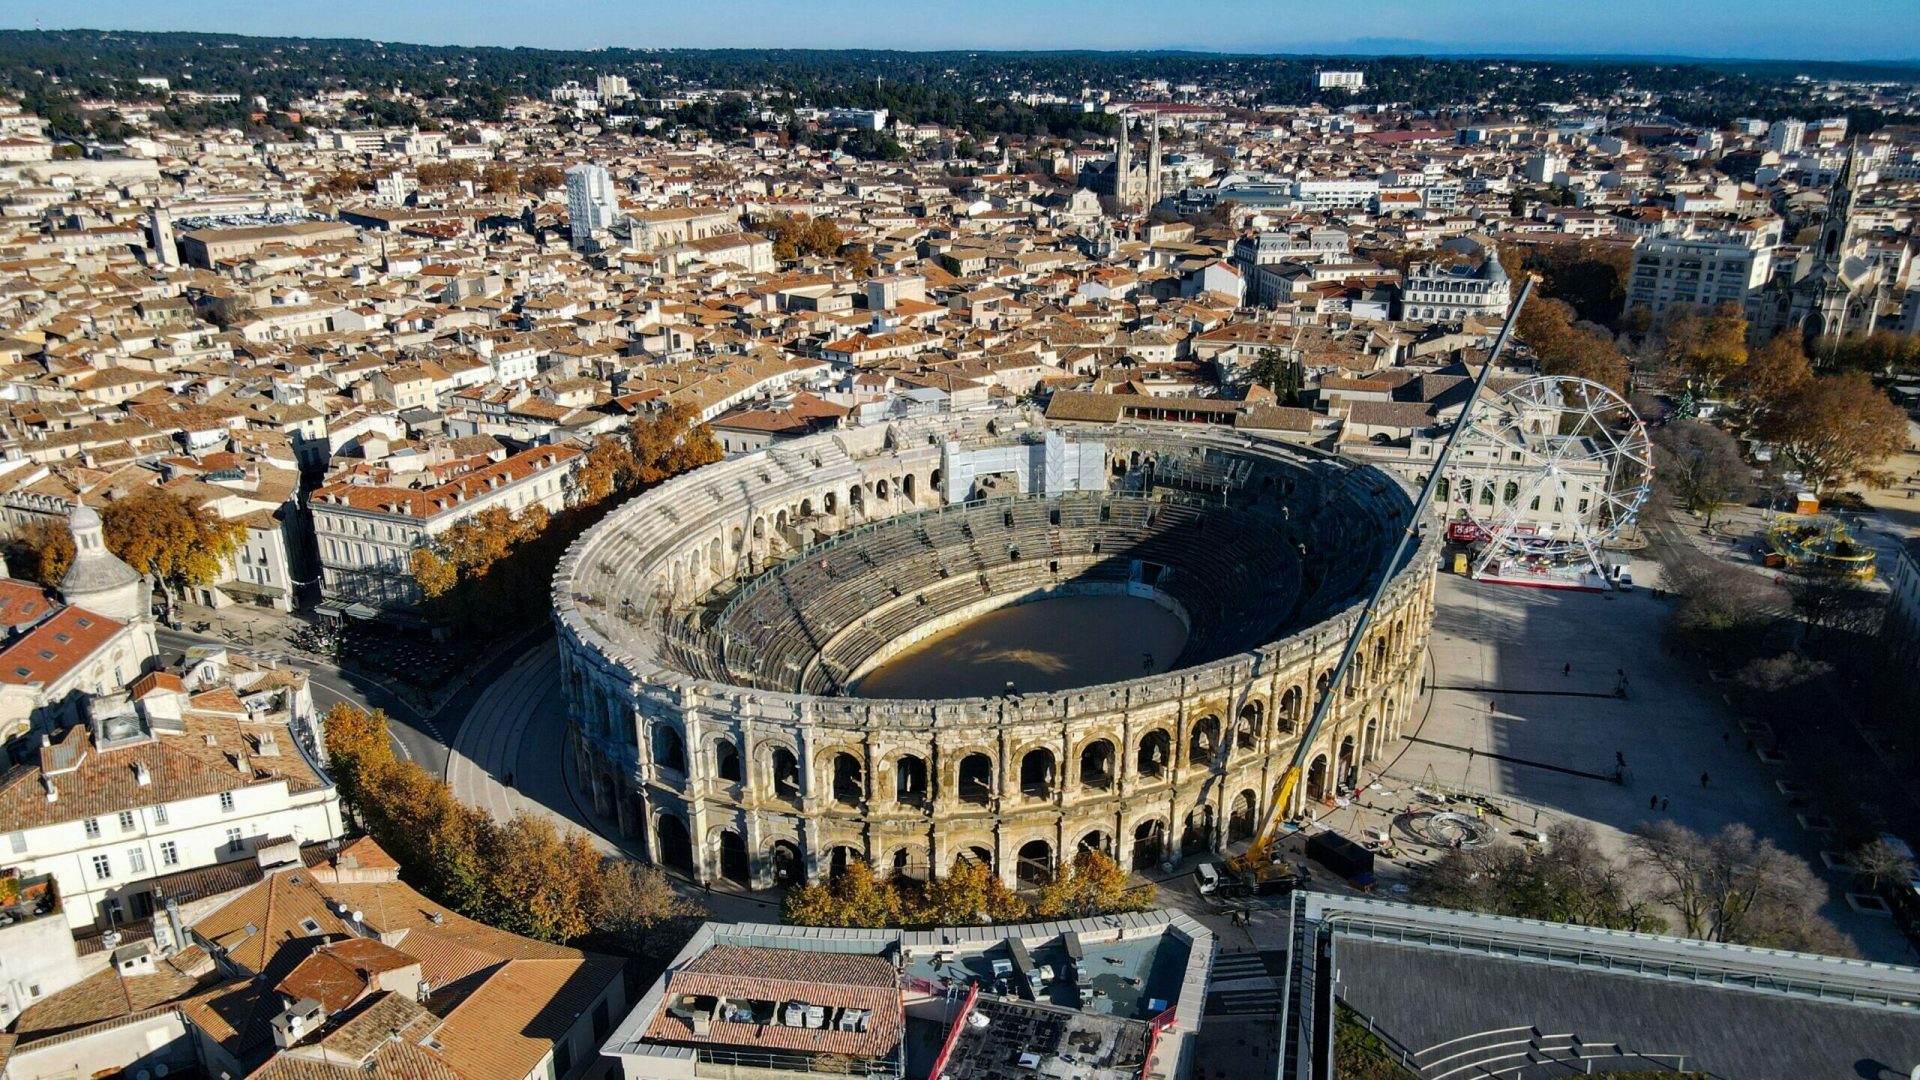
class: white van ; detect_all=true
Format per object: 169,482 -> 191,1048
1195,863 -> 1222,894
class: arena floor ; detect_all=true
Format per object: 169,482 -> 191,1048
849,593 -> 1190,699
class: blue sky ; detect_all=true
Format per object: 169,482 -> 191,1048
4,0 -> 1917,61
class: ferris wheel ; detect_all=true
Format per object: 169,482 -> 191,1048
1445,376 -> 1653,585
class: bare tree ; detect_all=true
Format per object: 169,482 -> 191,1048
1851,837 -> 1917,894
1632,821 -> 1856,955
1654,420 -> 1749,529
1785,569 -> 1885,644
1415,822 -> 1665,932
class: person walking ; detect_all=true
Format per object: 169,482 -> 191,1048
1649,794 -> 1658,810
1700,772 -> 1710,788
1563,663 -> 1572,676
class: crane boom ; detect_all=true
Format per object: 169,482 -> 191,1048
1226,278 -> 1535,875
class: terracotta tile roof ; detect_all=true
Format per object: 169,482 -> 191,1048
0,579 -> 54,632
0,710 -> 325,832
310,445 -> 581,520
643,945 -> 902,1059
277,938 -> 419,1012
0,605 -> 125,687
429,958 -> 623,1080
13,962 -> 214,1043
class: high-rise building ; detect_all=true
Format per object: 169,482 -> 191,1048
596,74 -> 630,102
148,204 -> 176,267
565,162 -> 622,251
1767,119 -> 1806,154
1315,70 -> 1366,92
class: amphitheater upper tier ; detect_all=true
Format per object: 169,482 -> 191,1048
553,409 -> 1438,889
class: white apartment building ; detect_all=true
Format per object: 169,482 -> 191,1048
596,74 -> 631,101
0,670 -> 339,933
1626,236 -> 1774,322
311,445 -> 583,614
1290,178 -> 1379,210
1316,70 -> 1366,91
565,162 -> 623,251
1768,119 -> 1806,154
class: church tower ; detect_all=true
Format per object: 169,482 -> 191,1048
1114,116 -> 1132,213
1146,114 -> 1162,209
1816,141 -> 1860,266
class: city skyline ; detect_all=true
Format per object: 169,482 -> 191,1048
5,0 -> 1920,62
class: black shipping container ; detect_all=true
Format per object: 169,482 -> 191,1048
1306,831 -> 1375,885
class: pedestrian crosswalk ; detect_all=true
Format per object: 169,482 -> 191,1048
1205,950 -> 1289,1017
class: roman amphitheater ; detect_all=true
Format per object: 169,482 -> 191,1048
552,410 -> 1436,890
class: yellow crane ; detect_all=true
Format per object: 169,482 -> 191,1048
1226,278 -> 1535,877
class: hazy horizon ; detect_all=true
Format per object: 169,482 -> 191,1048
4,0 -> 1918,64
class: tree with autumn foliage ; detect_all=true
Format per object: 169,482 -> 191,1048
5,519 -> 74,587
783,860 -> 912,928
321,702 -> 702,948
1664,303 -> 1749,398
917,858 -> 1031,926
1515,296 -> 1629,394
1737,332 -> 1813,424
1032,850 -> 1152,919
1758,371 -> 1909,495
101,489 -> 245,619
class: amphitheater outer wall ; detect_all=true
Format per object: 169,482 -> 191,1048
552,411 -> 1437,890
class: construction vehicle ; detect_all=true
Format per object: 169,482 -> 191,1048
1225,279 -> 1535,879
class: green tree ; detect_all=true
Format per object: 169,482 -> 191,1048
1247,346 -> 1303,404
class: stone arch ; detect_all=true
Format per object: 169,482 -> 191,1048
1074,829 -> 1111,857
1278,686 -> 1302,733
1188,715 -> 1221,767
826,844 -> 861,879
707,537 -> 722,574
902,473 -> 917,502
714,828 -> 749,885
1136,728 -> 1172,779
958,752 -> 995,804
1078,738 -> 1116,789
1338,734 -> 1357,788
828,751 -> 864,805
1364,717 -> 1380,764
800,496 -> 815,518
1131,817 -> 1168,870
847,484 -> 864,516
824,490 -> 838,515
767,744 -> 802,799
775,508 -> 789,532
888,844 -> 929,881
1305,754 -> 1330,804
1019,747 -> 1057,799
655,811 -> 693,874
1236,700 -> 1263,751
652,724 -> 687,773
711,737 -> 742,783
876,477 -> 891,500
1016,838 -> 1054,886
1228,789 -> 1258,842
769,839 -> 804,884
894,753 -> 929,804
1181,804 -> 1216,855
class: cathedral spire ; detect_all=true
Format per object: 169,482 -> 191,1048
1817,139 -> 1861,265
